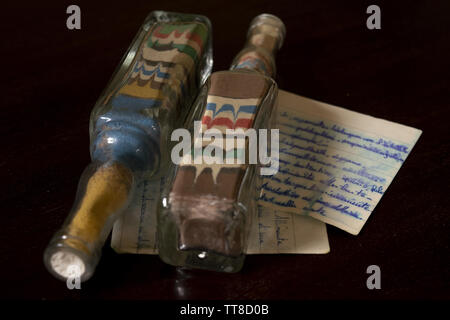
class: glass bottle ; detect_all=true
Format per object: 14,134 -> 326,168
158,14 -> 285,272
43,11 -> 212,282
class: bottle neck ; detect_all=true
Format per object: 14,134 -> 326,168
64,160 -> 135,248
230,14 -> 285,78
44,160 -> 134,282
230,45 -> 276,78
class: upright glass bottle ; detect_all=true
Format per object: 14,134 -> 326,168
158,14 -> 285,272
43,11 -> 212,282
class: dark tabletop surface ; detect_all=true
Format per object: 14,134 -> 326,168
1,0 -> 449,300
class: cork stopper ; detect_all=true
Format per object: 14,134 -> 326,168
247,14 -> 286,53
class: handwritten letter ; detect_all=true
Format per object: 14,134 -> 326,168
258,90 -> 422,235
111,176 -> 161,254
247,206 -> 329,254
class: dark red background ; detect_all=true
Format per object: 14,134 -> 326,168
1,0 -> 449,300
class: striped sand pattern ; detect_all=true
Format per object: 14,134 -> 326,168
110,21 -> 208,114
180,95 -> 262,183
150,24 -> 204,58
234,51 -> 272,77
201,95 -> 260,132
170,71 -> 271,205
148,23 -> 207,62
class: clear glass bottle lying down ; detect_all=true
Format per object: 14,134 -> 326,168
43,11 -> 212,282
158,14 -> 286,272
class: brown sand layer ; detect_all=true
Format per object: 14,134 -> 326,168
208,72 -> 269,99
172,166 -> 245,200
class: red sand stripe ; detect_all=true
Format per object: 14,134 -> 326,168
201,116 -> 253,129
152,26 -> 203,48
